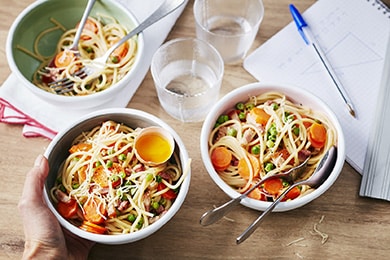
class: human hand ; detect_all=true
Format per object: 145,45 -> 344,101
18,154 -> 95,260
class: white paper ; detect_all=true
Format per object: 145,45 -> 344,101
243,0 -> 390,173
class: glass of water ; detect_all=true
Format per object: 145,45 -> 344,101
151,38 -> 224,122
193,0 -> 264,64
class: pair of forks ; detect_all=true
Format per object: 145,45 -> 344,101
46,0 -> 186,95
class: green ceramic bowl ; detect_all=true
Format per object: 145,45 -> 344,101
6,0 -> 144,109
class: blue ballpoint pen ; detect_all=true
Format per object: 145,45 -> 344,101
289,4 -> 356,118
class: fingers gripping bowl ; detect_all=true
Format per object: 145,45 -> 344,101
200,82 -> 345,212
43,108 -> 191,244
6,0 -> 144,109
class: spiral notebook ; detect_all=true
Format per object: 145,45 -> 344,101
244,0 -> 390,174
360,30 -> 390,201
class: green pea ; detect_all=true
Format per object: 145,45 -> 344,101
227,127 -> 237,137
293,126 -> 300,136
268,135 -> 276,142
272,103 -> 279,110
110,175 -> 119,182
246,103 -> 255,110
136,218 -> 144,229
268,124 -> 277,136
251,145 -> 260,155
264,162 -> 275,172
235,102 -> 245,110
72,183 -> 80,189
106,160 -> 113,168
118,154 -> 127,161
127,214 -> 136,222
152,201 -> 159,210
238,112 -> 246,120
217,114 -> 229,124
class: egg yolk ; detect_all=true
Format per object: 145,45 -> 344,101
135,133 -> 172,163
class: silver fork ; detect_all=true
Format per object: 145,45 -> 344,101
39,0 -> 96,76
199,156 -> 310,226
49,0 -> 187,94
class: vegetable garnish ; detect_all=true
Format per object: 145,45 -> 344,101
208,92 -> 337,202
211,146 -> 232,171
51,121 -> 190,235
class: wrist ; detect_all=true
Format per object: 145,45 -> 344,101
22,240 -> 66,260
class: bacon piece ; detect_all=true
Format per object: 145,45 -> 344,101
54,189 -> 71,203
118,200 -> 129,211
241,128 -> 256,146
298,149 -> 311,161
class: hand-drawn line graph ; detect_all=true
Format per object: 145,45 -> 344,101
303,32 -> 384,75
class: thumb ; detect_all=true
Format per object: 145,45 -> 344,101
20,154 -> 50,206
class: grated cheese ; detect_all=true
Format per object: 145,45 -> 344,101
310,215 -> 329,244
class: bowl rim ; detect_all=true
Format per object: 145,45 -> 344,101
6,0 -> 145,104
200,82 -> 346,212
43,108 -> 191,244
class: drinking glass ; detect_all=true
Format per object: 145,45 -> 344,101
151,38 -> 224,122
193,0 -> 264,64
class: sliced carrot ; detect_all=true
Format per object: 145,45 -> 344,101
110,38 -> 129,62
77,18 -> 99,40
247,186 -> 265,201
263,178 -> 283,195
69,143 -> 92,153
83,197 -> 107,224
249,107 -> 270,126
282,186 -> 301,201
238,158 -> 250,179
237,154 -> 260,180
308,123 -> 327,148
57,199 -> 78,219
80,221 -> 106,234
92,165 -> 109,188
54,50 -> 74,68
211,146 -> 232,171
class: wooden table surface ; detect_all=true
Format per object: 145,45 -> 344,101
1,0 -> 390,259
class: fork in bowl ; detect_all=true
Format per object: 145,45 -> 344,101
199,156 -> 311,226
48,0 -> 187,94
39,0 -> 96,78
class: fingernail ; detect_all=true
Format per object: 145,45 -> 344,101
34,154 -> 44,167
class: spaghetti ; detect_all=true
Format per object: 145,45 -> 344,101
208,91 -> 337,202
50,121 -> 189,235
18,14 -> 138,96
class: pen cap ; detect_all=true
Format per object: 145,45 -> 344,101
289,4 -> 309,44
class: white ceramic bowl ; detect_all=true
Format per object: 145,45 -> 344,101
6,0 -> 144,109
200,82 -> 345,212
43,108 -> 191,244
